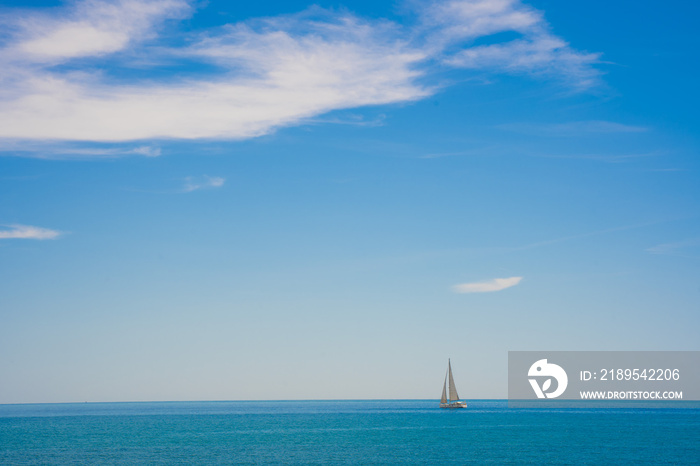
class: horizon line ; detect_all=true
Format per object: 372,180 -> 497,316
0,398 -> 503,406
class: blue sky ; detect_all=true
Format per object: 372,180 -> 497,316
0,0 -> 698,403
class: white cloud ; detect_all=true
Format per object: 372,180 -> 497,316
0,9 -> 428,142
452,276 -> 522,293
441,32 -> 598,87
416,0 -> 599,87
421,0 -> 542,40
0,224 -> 62,240
9,0 -> 190,62
0,0 -> 600,148
446,37 -> 599,83
183,175 -> 225,193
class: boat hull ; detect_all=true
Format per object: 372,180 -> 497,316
440,401 -> 467,409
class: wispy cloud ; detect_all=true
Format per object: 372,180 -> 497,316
497,120 -> 647,136
418,146 -> 494,159
452,276 -> 523,293
418,151 -> 469,159
526,151 -> 663,163
0,140 -> 162,159
0,4 -> 429,143
7,0 -> 190,62
415,220 -> 678,260
304,113 -> 387,127
0,0 -> 601,151
183,175 -> 225,193
0,224 -> 62,240
507,220 -> 672,252
445,38 -> 599,88
130,146 -> 162,157
646,238 -> 700,257
422,0 -> 600,88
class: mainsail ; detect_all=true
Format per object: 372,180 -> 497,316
448,359 -> 460,402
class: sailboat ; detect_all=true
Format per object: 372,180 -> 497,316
440,359 -> 467,408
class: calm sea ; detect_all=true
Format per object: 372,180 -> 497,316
1,400 -> 698,464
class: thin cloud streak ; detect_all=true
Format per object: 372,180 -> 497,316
303,113 -> 387,127
183,175 -> 225,193
512,221 -> 667,251
0,140 -> 162,159
0,0 -> 601,149
646,238 -> 700,257
392,219 -> 684,262
452,276 -> 522,293
497,120 -> 648,136
524,150 -> 664,163
0,224 -> 62,240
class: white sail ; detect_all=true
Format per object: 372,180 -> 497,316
448,359 -> 460,402
441,374 -> 448,404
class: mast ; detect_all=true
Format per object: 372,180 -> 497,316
441,373 -> 448,404
448,359 -> 460,402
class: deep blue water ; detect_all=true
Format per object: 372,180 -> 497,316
1,400 -> 698,464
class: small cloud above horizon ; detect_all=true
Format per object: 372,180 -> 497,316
452,276 -> 523,293
0,224 -> 63,240
183,175 -> 225,193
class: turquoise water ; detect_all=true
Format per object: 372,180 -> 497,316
1,400 -> 698,464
